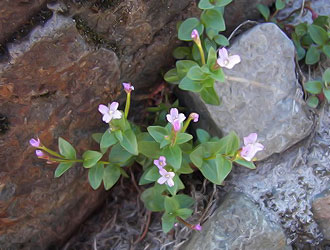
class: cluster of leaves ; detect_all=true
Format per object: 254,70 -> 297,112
164,0 -> 233,105
54,112 -> 138,190
304,68 -> 330,108
50,108 -> 254,233
138,126 -> 254,232
257,1 -> 330,65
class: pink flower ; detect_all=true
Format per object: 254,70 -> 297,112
166,108 -> 186,132
189,113 -> 199,122
154,156 -> 166,169
191,29 -> 199,40
122,82 -> 134,93
217,48 -> 241,69
240,133 -> 264,161
35,150 -> 45,158
29,138 -> 41,147
157,168 -> 175,187
192,224 -> 202,231
98,102 -> 122,123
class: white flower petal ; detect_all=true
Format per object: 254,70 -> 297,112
167,178 -> 174,187
218,48 -> 228,59
112,110 -> 122,119
157,176 -> 168,185
98,104 -> 109,115
166,114 -> 173,123
102,113 -> 111,123
243,133 -> 258,145
109,102 -> 119,111
226,55 -> 241,69
178,113 -> 186,123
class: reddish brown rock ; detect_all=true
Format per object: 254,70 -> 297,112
0,14 -> 120,249
0,0 -> 48,43
312,189 -> 330,240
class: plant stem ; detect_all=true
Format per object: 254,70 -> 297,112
181,117 -> 192,133
176,216 -> 194,229
124,92 -> 131,119
198,45 -> 206,65
40,146 -> 64,159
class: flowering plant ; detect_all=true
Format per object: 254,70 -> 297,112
30,82 -> 264,233
164,0 -> 241,105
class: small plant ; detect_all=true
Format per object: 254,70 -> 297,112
164,0 -> 241,105
257,1 -> 330,65
304,68 -> 330,108
30,82 -> 264,233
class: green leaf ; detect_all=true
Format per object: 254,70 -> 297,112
117,129 -> 138,155
175,194 -> 194,208
211,68 -> 225,82
313,15 -> 330,29
214,0 -> 232,7
199,155 -> 232,185
323,88 -> 330,102
100,129 -> 117,153
234,158 -> 256,169
308,24 -> 328,45
54,162 -> 74,178
138,140 -> 160,158
198,0 -> 214,9
92,133 -> 103,143
206,27 -> 218,39
305,46 -> 320,65
178,18 -> 204,41
197,128 -> 211,143
111,115 -> 130,131
82,150 -> 103,168
323,68 -> 330,83
162,213 -> 176,233
109,143 -> 133,165
176,208 -> 193,219
200,85 -> 220,105
201,9 -> 225,31
275,0 -> 285,10
164,68 -> 180,84
304,80 -> 323,94
306,95 -> 319,108
164,196 -> 180,213
103,165 -> 121,190
176,133 -> 193,145
58,137 -> 76,159
257,4 -> 270,21
323,45 -> 330,58
141,184 -> 166,211
176,60 -> 199,79
295,23 -> 307,37
163,145 -> 182,170
88,163 -> 104,190
179,77 -> 204,92
187,66 -> 209,81
143,166 -> 160,182
166,175 -> 185,196
217,131 -> 240,155
173,47 -> 191,59
178,158 -> 193,174
147,126 -> 169,144
190,145 -> 204,168
214,34 -> 229,46
207,47 -> 217,68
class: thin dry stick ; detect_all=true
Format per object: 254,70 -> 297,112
134,211 -> 152,245
199,183 -> 217,223
228,20 -> 259,42
298,0 -> 306,18
129,167 -> 141,195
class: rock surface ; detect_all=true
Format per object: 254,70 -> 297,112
312,188 -> 330,240
0,13 -> 120,249
0,0 -> 48,43
221,104 -> 330,247
183,192 -> 291,250
179,23 -> 313,160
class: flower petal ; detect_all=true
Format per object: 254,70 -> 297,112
168,172 -> 175,178
178,113 -> 186,123
166,178 -> 174,187
112,110 -> 122,120
218,48 -> 228,60
173,119 -> 181,132
166,114 -> 173,123
157,176 -> 168,185
159,168 -> 168,176
98,104 -> 109,115
243,133 -> 258,145
102,113 -> 111,123
170,108 -> 178,119
226,55 -> 241,69
109,102 -> 119,111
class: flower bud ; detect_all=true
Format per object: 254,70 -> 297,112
189,113 -> 199,122
29,138 -> 41,147
191,29 -> 199,41
122,82 -> 134,94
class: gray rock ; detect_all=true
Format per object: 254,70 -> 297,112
312,189 -> 330,240
183,192 -> 291,250
179,23 -> 313,160
222,104 -> 330,247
